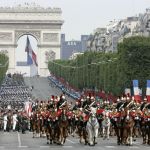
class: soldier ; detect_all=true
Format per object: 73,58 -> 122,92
140,97 -> 148,111
73,101 -> 80,111
12,112 -> 18,131
3,113 -> 7,132
116,97 -> 124,111
16,111 -> 22,132
21,112 -> 27,134
57,94 -> 66,108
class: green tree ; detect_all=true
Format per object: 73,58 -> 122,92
0,53 -> 9,84
118,36 -> 150,96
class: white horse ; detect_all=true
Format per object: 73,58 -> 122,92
86,112 -> 99,146
102,114 -> 111,140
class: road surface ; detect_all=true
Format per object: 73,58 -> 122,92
0,131 -> 149,150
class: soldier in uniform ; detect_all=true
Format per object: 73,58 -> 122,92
3,112 -> 7,132
16,111 -> 22,132
21,112 -> 28,134
140,97 -> 148,111
12,111 -> 18,131
116,97 -> 124,111
57,94 -> 66,108
73,101 -> 80,111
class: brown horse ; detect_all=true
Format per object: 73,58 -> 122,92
46,110 -> 58,144
140,110 -> 150,145
32,112 -> 41,138
46,117 -> 54,144
110,111 -> 124,145
58,109 -> 69,145
132,110 -> 142,139
122,110 -> 135,146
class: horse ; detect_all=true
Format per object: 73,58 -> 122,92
102,114 -> 111,140
32,112 -> 41,138
46,116 -> 55,144
132,111 -> 142,139
122,110 -> 135,146
140,110 -> 150,145
110,111 -> 124,145
86,112 -> 99,146
66,110 -> 74,136
58,108 -> 69,145
96,108 -> 104,137
76,113 -> 88,145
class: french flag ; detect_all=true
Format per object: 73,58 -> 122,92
133,80 -> 141,103
25,36 -> 38,66
32,50 -> 38,66
146,80 -> 150,102
24,101 -> 32,117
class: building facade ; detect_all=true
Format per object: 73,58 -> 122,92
0,3 -> 63,76
87,8 -> 150,52
61,34 -> 89,60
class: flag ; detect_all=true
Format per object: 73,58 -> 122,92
32,50 -> 38,66
146,80 -> 150,102
24,101 -> 32,117
25,36 -> 38,66
133,80 -> 141,103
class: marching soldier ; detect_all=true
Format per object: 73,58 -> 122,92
12,112 -> 18,131
16,111 -> 22,132
3,113 -> 7,132
21,112 -> 28,134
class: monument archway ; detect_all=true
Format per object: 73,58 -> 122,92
16,34 -> 38,77
0,3 -> 63,76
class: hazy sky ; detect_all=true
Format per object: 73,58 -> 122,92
0,0 -> 149,40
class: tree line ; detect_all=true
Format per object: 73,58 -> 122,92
0,52 -> 9,84
48,36 -> 150,96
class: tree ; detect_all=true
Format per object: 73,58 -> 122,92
0,53 -> 9,84
118,36 -> 150,96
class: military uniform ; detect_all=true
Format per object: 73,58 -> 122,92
16,113 -> 22,132
140,102 -> 147,111
21,115 -> 27,134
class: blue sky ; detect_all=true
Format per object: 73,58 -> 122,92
0,0 -> 149,40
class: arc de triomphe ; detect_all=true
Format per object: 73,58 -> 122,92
0,4 -> 63,76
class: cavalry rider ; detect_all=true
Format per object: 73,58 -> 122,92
3,112 -> 8,132
57,93 -> 66,109
88,96 -> 97,109
12,111 -> 18,131
32,100 -> 39,111
123,96 -> 135,109
140,97 -> 148,111
73,101 -> 80,110
116,97 -> 124,111
48,96 -> 55,109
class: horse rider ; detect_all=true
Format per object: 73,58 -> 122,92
3,112 -> 8,132
12,112 -> 18,131
57,94 -> 66,108
73,101 -> 80,110
140,97 -> 148,111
